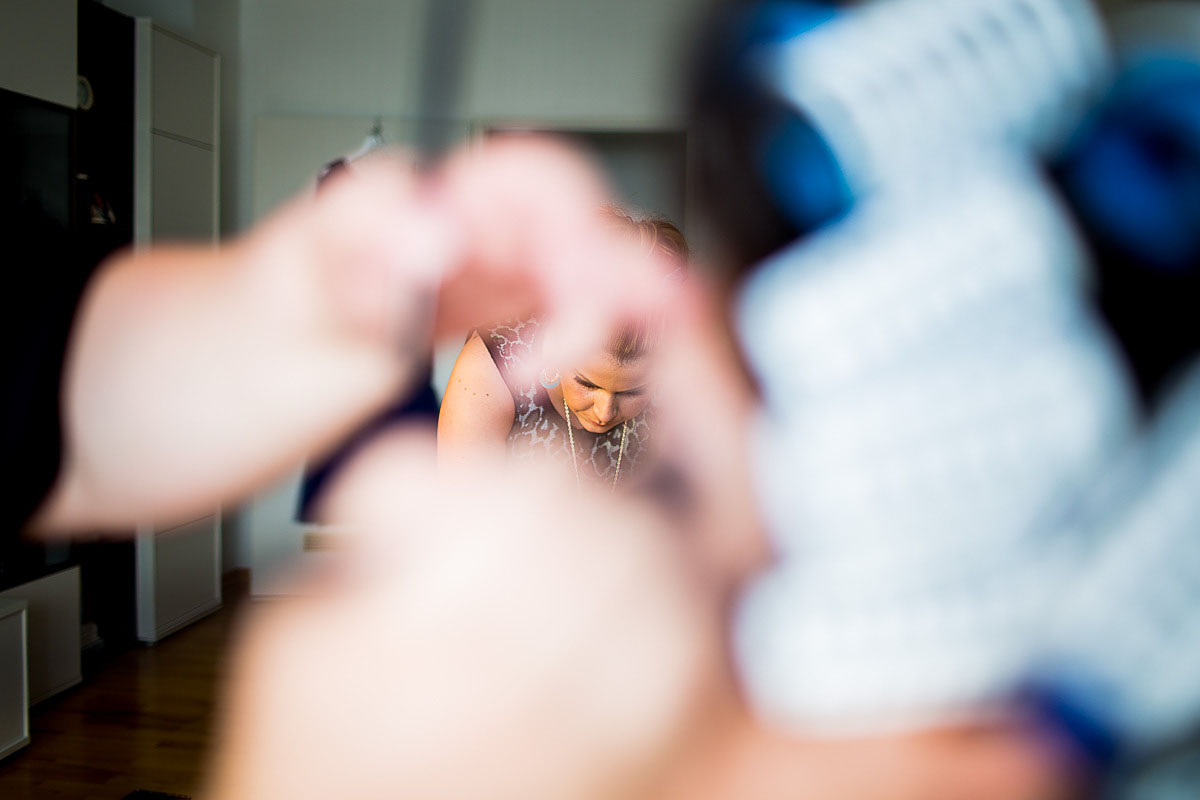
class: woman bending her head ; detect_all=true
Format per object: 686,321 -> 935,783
437,209 -> 687,489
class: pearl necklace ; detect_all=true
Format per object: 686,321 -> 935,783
563,398 -> 629,491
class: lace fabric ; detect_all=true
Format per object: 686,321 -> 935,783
483,318 -> 651,482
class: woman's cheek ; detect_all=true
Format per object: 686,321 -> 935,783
565,385 -> 591,411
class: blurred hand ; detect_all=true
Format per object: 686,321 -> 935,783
433,136 -> 676,371
204,427 -> 1073,800
663,713 -> 1079,800
205,432 -> 729,800
36,137 -> 671,532
637,278 -> 768,601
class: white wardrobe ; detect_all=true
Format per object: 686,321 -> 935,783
133,20 -> 223,642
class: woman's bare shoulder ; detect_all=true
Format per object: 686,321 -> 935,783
437,332 -> 516,453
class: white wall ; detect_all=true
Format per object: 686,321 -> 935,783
237,0 -> 426,231
104,0 -> 707,237
238,0 -> 706,226
464,0 -> 700,125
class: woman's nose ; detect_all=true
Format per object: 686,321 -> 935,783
594,393 -> 615,423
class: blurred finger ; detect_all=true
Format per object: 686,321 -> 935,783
431,136 -> 669,369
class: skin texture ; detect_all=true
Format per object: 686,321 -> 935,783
548,354 -> 651,434
437,332 -> 515,468
204,435 -> 731,800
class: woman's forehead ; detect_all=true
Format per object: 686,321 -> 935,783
572,354 -> 650,391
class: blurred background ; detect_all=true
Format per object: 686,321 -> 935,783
1,0 -> 1196,797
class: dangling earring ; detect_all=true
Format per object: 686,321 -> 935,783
540,368 -> 561,389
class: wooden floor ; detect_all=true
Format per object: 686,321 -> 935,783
0,576 -> 247,799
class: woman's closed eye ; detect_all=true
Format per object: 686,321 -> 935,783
574,376 -> 644,397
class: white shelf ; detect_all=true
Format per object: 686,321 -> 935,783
0,598 -> 29,760
137,513 -> 223,643
0,567 -> 80,706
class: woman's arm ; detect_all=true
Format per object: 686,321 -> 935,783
437,332 -> 516,467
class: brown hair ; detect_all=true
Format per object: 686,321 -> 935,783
600,207 -> 688,364
600,205 -> 689,263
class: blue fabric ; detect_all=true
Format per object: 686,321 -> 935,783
725,2 -> 853,235
1024,674 -> 1124,771
741,1 -> 839,46
758,108 -> 853,234
296,369 -> 439,522
1059,55 -> 1200,274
